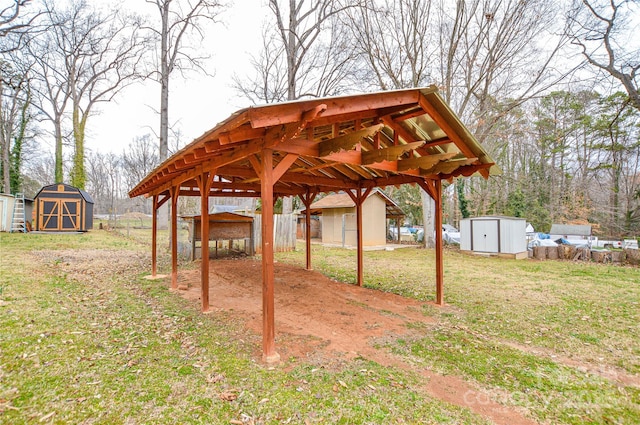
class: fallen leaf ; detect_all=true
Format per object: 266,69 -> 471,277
218,391 -> 237,401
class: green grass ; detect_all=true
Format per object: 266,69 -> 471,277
1,232 -> 639,424
0,232 -> 488,424
277,243 -> 640,424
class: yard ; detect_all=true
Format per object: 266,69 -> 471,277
0,227 -> 638,424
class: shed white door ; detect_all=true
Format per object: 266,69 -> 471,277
471,219 -> 499,253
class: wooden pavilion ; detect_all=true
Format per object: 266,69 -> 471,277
128,87 -> 499,363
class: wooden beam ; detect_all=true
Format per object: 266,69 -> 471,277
417,179 -> 437,201
219,126 -> 266,145
361,141 -> 425,165
260,149 -> 280,364
397,152 -> 458,171
318,124 -> 384,157
272,153 -> 299,182
279,171 -> 357,189
249,154 -> 262,176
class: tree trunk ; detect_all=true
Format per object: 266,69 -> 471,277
421,190 -> 435,248
0,80 -> 9,193
70,107 -> 87,189
157,0 -> 171,230
9,94 -> 29,193
54,121 -> 64,184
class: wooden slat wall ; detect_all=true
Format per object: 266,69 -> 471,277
251,213 -> 297,253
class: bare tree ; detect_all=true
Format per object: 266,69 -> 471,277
47,0 -> 144,189
0,55 -> 30,193
27,18 -> 70,184
567,0 -> 640,111
144,0 -> 225,162
27,0 -> 144,187
348,0 -> 570,246
122,134 -> 159,190
235,0 -> 360,213
86,150 -> 123,217
235,0 -> 360,104
121,134 -> 159,213
0,0 -> 41,53
142,0 -> 223,229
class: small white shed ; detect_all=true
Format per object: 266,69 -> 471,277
460,216 -> 527,259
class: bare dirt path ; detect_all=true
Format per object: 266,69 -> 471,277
178,259 -> 539,425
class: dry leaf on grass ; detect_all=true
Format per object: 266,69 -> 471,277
218,391 -> 238,401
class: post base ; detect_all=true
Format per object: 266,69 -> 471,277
262,352 -> 281,365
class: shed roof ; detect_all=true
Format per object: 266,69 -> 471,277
306,188 -> 405,218
128,86 -> 499,200
36,183 -> 94,204
550,224 -> 592,237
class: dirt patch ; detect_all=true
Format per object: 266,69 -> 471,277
178,258 -> 539,425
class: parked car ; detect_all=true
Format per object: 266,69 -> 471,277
388,226 -> 414,241
416,224 -> 460,244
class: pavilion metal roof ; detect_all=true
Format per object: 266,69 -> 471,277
128,86 -> 499,200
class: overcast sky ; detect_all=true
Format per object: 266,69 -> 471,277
85,1 -> 266,155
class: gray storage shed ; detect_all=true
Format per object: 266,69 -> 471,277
460,216 -> 527,259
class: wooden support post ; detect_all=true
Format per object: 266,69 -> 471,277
434,179 -> 444,305
197,171 -> 214,312
356,196 -> 364,286
302,188 -> 317,271
260,149 -> 280,363
347,187 -> 371,287
170,186 -> 179,290
305,207 -> 312,269
152,194 -> 158,277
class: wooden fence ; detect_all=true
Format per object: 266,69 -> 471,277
250,213 -> 297,253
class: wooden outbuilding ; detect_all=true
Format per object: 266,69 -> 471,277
34,184 -> 94,232
305,189 -> 404,247
128,87 -> 499,363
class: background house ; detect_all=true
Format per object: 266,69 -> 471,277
304,189 -> 404,247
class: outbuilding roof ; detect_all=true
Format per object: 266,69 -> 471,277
305,188 -> 405,218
